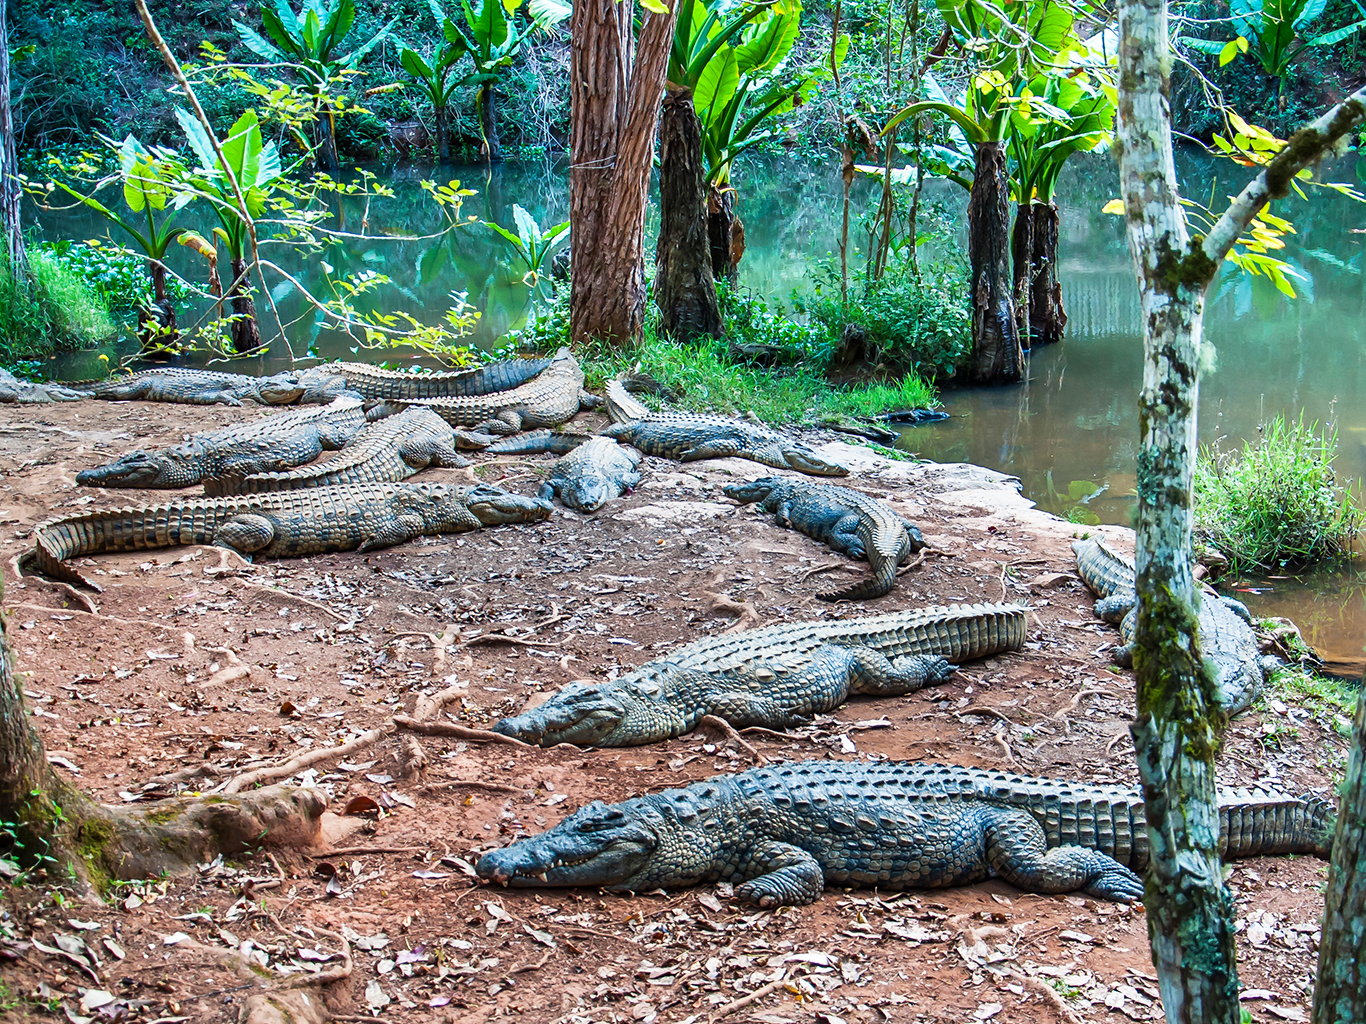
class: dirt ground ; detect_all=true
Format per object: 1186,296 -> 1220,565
0,399 -> 1348,1024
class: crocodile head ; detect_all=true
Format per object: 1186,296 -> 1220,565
75,452 -> 176,488
464,484 -> 554,525
257,373 -> 308,404
477,797 -> 666,890
722,477 -> 789,505
493,681 -> 628,745
781,446 -> 849,477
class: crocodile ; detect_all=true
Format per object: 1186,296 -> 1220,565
601,380 -> 849,477
26,482 -> 552,591
477,759 -> 1334,905
534,437 -> 643,513
205,407 -> 471,494
0,368 -> 86,403
1073,538 -> 1279,714
376,348 -> 594,436
725,476 -> 925,601
63,367 -> 337,406
310,357 -> 552,400
487,430 -> 592,456
75,396 -> 369,490
493,602 -> 1025,747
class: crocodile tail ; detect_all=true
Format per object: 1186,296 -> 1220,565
1218,788 -> 1337,860
1072,538 -> 1136,598
606,379 -> 650,423
817,557 -> 897,602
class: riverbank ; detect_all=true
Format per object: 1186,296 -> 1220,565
0,396 -> 1347,1023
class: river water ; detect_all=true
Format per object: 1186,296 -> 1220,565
29,149 -> 1366,675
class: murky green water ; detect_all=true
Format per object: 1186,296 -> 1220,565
28,149 -> 1366,673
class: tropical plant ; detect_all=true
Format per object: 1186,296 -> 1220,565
399,14 -> 467,162
174,108 -> 286,352
51,135 -> 194,352
487,204 -> 569,299
233,0 -> 395,174
1182,0 -> 1366,95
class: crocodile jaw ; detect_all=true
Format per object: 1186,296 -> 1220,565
466,486 -> 554,525
783,448 -> 849,477
477,801 -> 657,888
493,682 -> 627,745
75,453 -> 173,488
258,376 -> 308,404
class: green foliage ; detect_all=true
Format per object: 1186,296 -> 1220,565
234,0 -> 396,90
0,254 -> 117,365
718,283 -> 831,363
819,373 -> 938,418
1194,414 -> 1362,570
485,204 -> 569,288
1180,0 -> 1366,83
32,240 -> 182,317
174,108 -> 285,262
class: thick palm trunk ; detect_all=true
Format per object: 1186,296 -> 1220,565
435,103 -> 451,163
314,100 -> 341,177
708,185 -> 745,281
967,141 -> 1023,383
229,256 -> 262,352
0,0 -> 26,279
1012,201 -> 1068,348
568,0 -> 679,346
1010,200 -> 1034,352
655,91 -> 722,341
137,259 -> 178,353
480,85 -> 503,164
1314,683 -> 1366,1023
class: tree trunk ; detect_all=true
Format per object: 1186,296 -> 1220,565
435,103 -> 451,163
967,141 -> 1023,383
481,84 -> 503,164
137,259 -> 178,354
229,256 -> 262,352
1313,682 -> 1366,1024
568,0 -> 679,347
1028,201 -> 1066,345
0,0 -> 27,280
1010,199 -> 1034,352
655,90 -> 723,341
707,185 -> 745,282
315,99 -> 341,177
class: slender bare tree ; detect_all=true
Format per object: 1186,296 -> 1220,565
0,0 -> 27,279
1114,0 -> 1365,1018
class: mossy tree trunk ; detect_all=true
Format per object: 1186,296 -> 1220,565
654,89 -> 723,342
1114,1 -> 1366,1021
229,256 -> 262,352
1313,682 -> 1366,1023
967,141 -> 1023,383
568,0 -> 679,346
0,0 -> 26,280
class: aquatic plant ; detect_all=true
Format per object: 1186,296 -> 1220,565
0,252 -> 116,365
1194,413 -> 1362,569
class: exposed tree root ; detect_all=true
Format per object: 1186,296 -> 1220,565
393,716 -> 533,747
220,728 -> 386,795
399,678 -> 467,777
696,715 -> 767,764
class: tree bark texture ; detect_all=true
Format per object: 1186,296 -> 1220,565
137,260 -> 178,353
568,0 -> 679,347
1010,200 -> 1034,351
1013,201 -> 1067,347
654,91 -> 723,341
967,141 -> 1023,383
229,256 -> 262,352
314,101 -> 341,177
708,185 -> 745,281
0,0 -> 27,278
1313,682 -> 1366,1024
480,84 -> 503,164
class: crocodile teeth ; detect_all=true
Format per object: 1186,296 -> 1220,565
535,872 -> 548,881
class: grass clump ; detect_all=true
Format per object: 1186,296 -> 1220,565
1193,414 -> 1361,570
0,251 -> 117,365
1262,667 -> 1359,736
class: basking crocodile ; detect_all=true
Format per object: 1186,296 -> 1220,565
1073,538 -> 1279,714
493,602 -> 1024,746
75,397 -> 369,489
477,759 -> 1334,905
0,368 -> 86,404
310,357 -> 552,400
63,368 -> 338,407
487,430 -> 592,456
725,476 -> 925,601
534,436 -> 643,512
205,407 -> 472,494
26,482 -> 551,591
602,380 -> 848,477
377,348 -> 594,436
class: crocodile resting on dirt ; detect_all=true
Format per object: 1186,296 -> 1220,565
530,436 -> 642,512
25,482 -> 552,591
493,602 -> 1025,747
725,476 -> 925,601
477,759 -> 1334,905
601,380 -> 849,477
204,407 -> 471,495
0,368 -> 86,403
75,397 -> 369,489
63,367 -> 350,406
377,348 -> 595,436
1073,538 -> 1279,714
311,357 -> 552,400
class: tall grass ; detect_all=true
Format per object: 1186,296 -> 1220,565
0,251 -> 116,365
1193,414 -> 1361,570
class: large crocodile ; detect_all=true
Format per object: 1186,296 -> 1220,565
493,602 -> 1025,746
0,368 -> 86,403
377,348 -> 594,436
1073,538 -> 1279,714
75,397 -> 369,489
534,436 -> 643,512
205,407 -> 470,495
477,759 -> 1334,905
601,381 -> 849,477
25,482 -> 551,590
311,357 -> 552,400
63,367 -> 345,406
725,476 -> 925,601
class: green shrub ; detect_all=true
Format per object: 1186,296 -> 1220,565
1193,414 -> 1362,570
34,240 -> 182,317
0,251 -> 117,364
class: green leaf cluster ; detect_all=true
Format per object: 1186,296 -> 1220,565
1181,0 -> 1366,81
486,204 -> 570,286
235,0 -> 396,94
